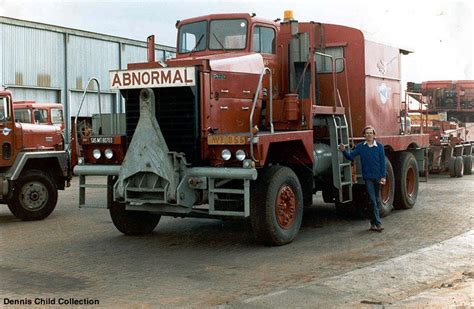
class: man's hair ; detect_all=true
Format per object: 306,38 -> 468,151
362,125 -> 376,135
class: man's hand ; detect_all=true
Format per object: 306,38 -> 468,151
379,178 -> 386,185
338,144 -> 345,151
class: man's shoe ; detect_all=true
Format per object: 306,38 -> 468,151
375,225 -> 384,232
370,224 -> 377,231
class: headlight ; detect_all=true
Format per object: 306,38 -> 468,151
235,149 -> 246,161
92,149 -> 101,159
221,149 -> 231,161
104,148 -> 114,159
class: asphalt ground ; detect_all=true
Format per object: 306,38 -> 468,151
0,173 -> 473,307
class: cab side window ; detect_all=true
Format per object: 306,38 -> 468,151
34,110 -> 48,124
252,26 -> 275,54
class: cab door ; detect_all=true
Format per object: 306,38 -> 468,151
0,96 -> 16,167
252,25 -> 279,128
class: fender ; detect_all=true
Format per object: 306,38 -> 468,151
7,151 -> 70,180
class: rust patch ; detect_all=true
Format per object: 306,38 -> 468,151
76,77 -> 83,90
37,74 -> 51,87
87,80 -> 95,91
15,73 -> 23,86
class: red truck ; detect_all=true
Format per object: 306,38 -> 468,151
407,81 -> 473,176
0,89 -> 70,220
74,12 -> 429,245
13,101 -> 65,131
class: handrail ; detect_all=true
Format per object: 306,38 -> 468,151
335,57 -> 354,146
249,67 -> 273,161
68,77 -> 102,156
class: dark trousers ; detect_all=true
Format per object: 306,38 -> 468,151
365,179 -> 382,226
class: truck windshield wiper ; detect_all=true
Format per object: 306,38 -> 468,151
212,33 -> 226,51
189,34 -> 204,56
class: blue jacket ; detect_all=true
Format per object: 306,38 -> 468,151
342,141 -> 386,180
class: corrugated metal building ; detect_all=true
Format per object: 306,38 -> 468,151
0,16 -> 175,137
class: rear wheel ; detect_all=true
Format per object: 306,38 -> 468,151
250,166 -> 303,246
347,156 -> 394,218
394,152 -> 419,209
464,155 -> 473,175
7,170 -> 58,221
448,157 -> 456,177
379,157 -> 395,217
110,202 -> 160,235
454,156 -> 464,177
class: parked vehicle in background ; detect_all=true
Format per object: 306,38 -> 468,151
407,81 -> 473,177
0,89 -> 71,220
13,101 -> 65,131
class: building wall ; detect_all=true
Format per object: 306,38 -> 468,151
0,16 -> 176,139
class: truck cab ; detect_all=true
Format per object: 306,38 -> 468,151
0,90 -> 70,220
13,101 -> 65,131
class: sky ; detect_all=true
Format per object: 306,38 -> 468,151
1,0 -> 473,84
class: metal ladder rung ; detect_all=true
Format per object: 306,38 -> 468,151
126,187 -> 166,193
79,204 -> 107,209
341,181 -> 352,186
210,188 -> 245,194
340,163 -> 351,167
79,184 -> 108,189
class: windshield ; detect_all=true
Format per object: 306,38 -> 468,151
178,21 -> 207,53
178,19 -> 248,53
209,19 -> 247,50
51,108 -> 64,125
14,108 -> 32,123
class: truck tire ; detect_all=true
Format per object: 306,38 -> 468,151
340,156 -> 394,218
455,156 -> 464,177
250,166 -> 303,246
379,157 -> 395,217
394,152 -> 419,209
448,157 -> 456,177
463,155 -> 472,175
7,170 -> 58,221
109,202 -> 160,236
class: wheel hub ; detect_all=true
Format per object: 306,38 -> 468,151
275,185 -> 296,229
20,182 -> 48,210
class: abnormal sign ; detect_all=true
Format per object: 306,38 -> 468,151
109,67 -> 196,90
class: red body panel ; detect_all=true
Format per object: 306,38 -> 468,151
0,90 -> 64,168
421,80 -> 474,112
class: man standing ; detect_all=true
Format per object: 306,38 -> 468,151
338,125 -> 386,232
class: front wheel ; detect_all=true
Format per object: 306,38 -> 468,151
110,202 -> 160,236
7,170 -> 58,221
250,166 -> 303,246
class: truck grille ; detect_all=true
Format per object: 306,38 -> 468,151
123,87 -> 200,165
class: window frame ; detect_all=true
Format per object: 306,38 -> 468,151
209,18 -> 248,51
177,20 -> 208,54
315,46 -> 345,74
252,25 -> 276,54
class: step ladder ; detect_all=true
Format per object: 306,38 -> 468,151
79,175 -> 115,209
328,115 -> 353,203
